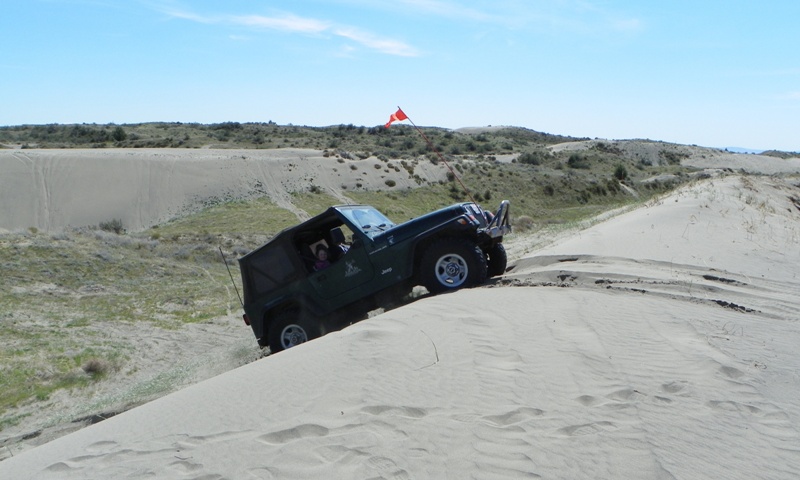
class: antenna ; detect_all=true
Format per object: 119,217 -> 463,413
219,246 -> 244,308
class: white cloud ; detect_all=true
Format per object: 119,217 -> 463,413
160,8 -> 418,57
394,0 -> 499,23
386,0 -> 644,34
231,14 -> 330,35
333,27 -> 419,57
160,8 -> 219,24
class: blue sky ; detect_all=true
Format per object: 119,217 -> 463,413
2,0 -> 798,150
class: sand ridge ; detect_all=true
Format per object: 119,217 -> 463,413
0,148 -> 450,233
1,174 -> 799,479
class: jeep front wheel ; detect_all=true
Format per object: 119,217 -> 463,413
268,310 -> 323,354
486,243 -> 508,277
419,238 -> 488,294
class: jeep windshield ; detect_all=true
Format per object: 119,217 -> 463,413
338,207 -> 396,238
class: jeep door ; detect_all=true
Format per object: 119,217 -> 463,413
308,236 -> 374,299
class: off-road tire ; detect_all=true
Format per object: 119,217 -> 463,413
419,238 -> 488,294
486,243 -> 508,277
268,309 -> 324,354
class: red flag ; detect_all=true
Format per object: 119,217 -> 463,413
385,108 -> 408,128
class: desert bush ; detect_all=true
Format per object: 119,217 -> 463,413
613,164 -> 629,181
588,183 -> 608,196
514,215 -> 535,231
593,142 -> 622,155
82,358 -> 110,377
99,218 -> 125,234
385,180 -> 397,187
660,149 -> 689,165
517,149 -> 550,165
567,153 -> 590,169
111,126 -> 127,142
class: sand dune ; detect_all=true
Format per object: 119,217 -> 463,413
2,174 -> 799,479
0,148 -> 449,232
4,146 -> 798,234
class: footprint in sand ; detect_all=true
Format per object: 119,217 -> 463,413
661,380 -> 689,394
45,461 -> 80,473
481,407 -> 544,427
719,365 -> 745,379
256,424 -> 330,445
84,440 -> 119,453
167,459 -> 203,474
361,405 -> 427,419
606,387 -> 647,402
575,395 -> 603,407
557,421 -> 617,437
365,455 -> 410,479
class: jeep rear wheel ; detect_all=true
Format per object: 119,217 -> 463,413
419,238 -> 488,294
268,310 -> 324,353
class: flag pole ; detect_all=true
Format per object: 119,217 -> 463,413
396,107 -> 478,205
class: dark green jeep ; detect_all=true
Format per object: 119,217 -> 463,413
238,200 -> 511,353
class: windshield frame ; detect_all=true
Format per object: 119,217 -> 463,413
337,206 -> 396,238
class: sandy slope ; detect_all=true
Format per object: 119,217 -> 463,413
0,148 -> 449,232
4,145 -> 799,234
1,174 -> 799,479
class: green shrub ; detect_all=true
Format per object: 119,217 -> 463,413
517,149 -> 550,165
111,126 -> 127,142
99,218 -> 124,234
613,164 -> 629,181
567,153 -> 590,169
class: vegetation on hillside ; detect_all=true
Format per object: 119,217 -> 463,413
0,122 -> 579,152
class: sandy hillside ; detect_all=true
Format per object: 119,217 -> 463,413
4,145 -> 799,235
0,148 -> 449,233
549,139 -> 800,174
1,173 -> 799,479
